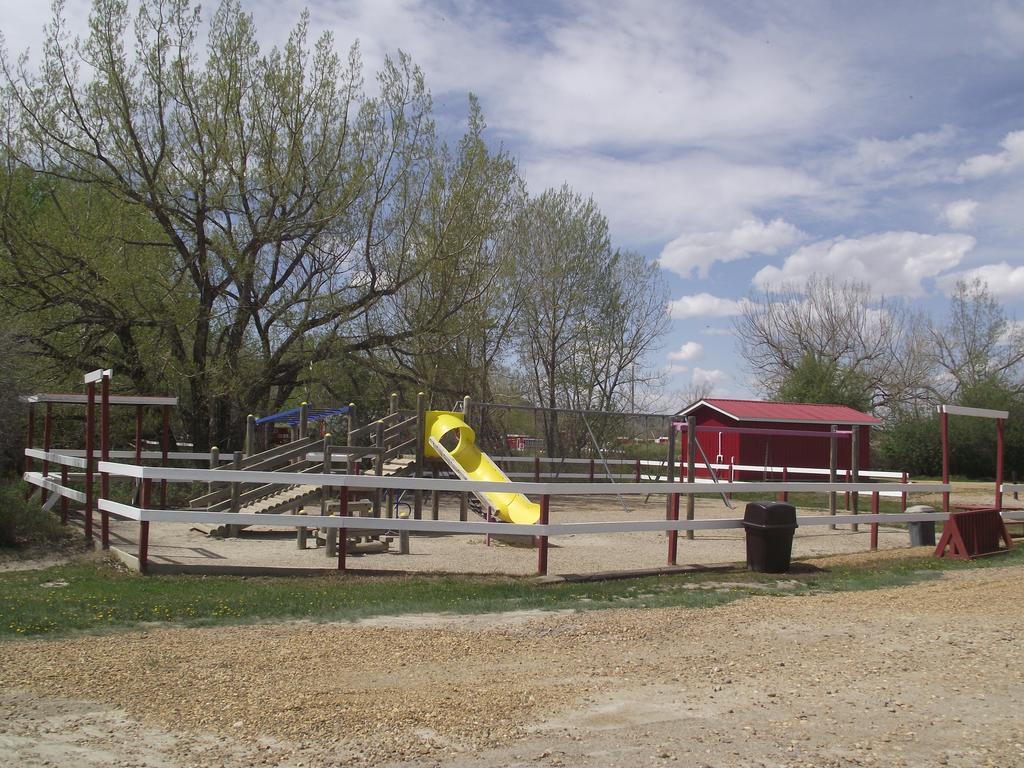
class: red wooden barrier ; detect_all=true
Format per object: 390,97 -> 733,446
935,509 -> 1014,560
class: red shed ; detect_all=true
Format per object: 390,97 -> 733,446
676,399 -> 881,479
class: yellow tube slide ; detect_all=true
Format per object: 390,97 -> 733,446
424,411 -> 540,525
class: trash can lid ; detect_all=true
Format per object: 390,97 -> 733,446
743,501 -> 797,527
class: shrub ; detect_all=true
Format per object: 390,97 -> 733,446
0,480 -> 66,549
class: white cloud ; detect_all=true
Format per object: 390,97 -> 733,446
669,293 -> 746,320
668,342 -> 703,362
753,231 -> 976,297
522,153 -> 821,244
692,367 -> 727,389
936,262 -> 1024,300
850,125 -> 956,175
658,218 -> 807,278
958,131 -> 1024,178
941,199 -> 979,229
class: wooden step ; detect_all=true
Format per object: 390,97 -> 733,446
240,484 -> 321,515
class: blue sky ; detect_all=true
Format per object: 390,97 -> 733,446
4,1 -> 1024,404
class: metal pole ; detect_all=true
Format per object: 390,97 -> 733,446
940,409 -> 950,515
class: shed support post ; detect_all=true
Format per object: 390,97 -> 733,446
686,416 -> 696,540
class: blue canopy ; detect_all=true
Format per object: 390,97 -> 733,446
255,404 -> 351,426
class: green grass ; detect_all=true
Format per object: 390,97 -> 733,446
2,544 -> 1021,638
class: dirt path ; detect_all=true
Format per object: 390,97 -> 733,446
2,559 -> 1023,767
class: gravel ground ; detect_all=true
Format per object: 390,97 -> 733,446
2,552 -> 1023,767
96,492 -> 922,576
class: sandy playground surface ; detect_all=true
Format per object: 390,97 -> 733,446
1,551 -> 1023,767
93,490 -> 957,575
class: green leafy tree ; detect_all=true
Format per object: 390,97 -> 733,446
776,353 -> 873,412
1,0 -> 516,448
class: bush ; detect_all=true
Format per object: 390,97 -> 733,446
0,480 -> 66,549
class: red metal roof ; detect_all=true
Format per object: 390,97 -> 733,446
678,398 -> 881,426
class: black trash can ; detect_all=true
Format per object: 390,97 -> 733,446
743,502 -> 798,573
906,504 -> 936,547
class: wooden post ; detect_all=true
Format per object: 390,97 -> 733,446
534,456 -> 541,482
940,409 -> 950,515
727,460 -> 734,501
374,420 -> 384,518
84,381 -> 95,542
996,418 -> 1005,510
208,447 -> 220,493
537,494 -> 550,576
459,491 -> 468,522
829,425 -> 838,528
245,414 -> 256,457
901,471 -> 908,512
850,424 -> 860,531
1013,470 -> 1019,501
634,458 -> 641,483
298,402 -> 309,439
431,467 -> 440,520
41,402 -> 52,506
323,436 -> 334,556
100,372 -> 111,549
338,483 -> 348,572
686,415 -> 696,540
588,457 -> 595,483
414,392 -> 425,520
390,392 -> 399,415
229,451 -> 242,538
463,395 -> 471,420
160,404 -> 169,509
139,478 -> 151,574
777,466 -> 788,502
869,491 -> 880,550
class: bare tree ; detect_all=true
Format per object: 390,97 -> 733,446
734,276 -> 933,415
513,187 -> 669,455
930,278 -> 1024,397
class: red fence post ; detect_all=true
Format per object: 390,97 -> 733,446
728,461 -> 734,501
901,471 -> 908,512
534,456 -> 541,483
996,418 -> 1005,510
84,381 -> 95,542
589,458 -> 595,483
100,372 -> 110,550
41,402 -> 52,506
139,478 -> 151,574
777,466 -> 788,502
537,495 -> 550,576
869,491 -> 879,550
668,492 -> 679,565
160,405 -> 170,509
940,409 -> 950,515
634,458 -> 641,483
24,402 -> 35,500
845,470 -> 851,511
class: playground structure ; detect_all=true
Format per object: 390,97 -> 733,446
19,370 -> 1022,576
